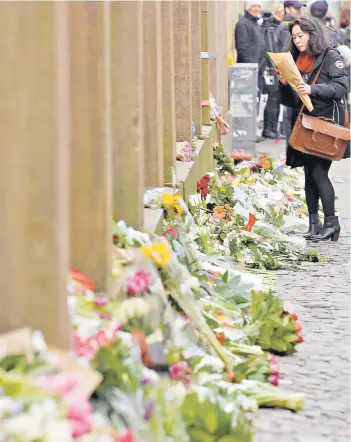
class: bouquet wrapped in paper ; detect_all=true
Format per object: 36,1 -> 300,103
267,52 -> 314,112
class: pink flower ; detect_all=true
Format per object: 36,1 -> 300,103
294,320 -> 303,333
287,195 -> 294,202
183,375 -> 192,389
269,372 -> 280,386
65,394 -> 93,438
99,312 -> 112,320
94,330 -> 110,347
68,418 -> 93,439
169,361 -> 189,380
94,296 -> 109,307
65,394 -> 93,420
267,353 -> 277,364
127,269 -> 153,296
163,227 -> 178,239
270,362 -> 279,376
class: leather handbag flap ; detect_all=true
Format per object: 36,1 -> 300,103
301,114 -> 351,141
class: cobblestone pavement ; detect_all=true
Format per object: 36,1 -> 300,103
253,141 -> 350,442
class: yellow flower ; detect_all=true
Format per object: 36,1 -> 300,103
141,241 -> 171,268
161,193 -> 176,206
173,203 -> 183,216
161,193 -> 182,215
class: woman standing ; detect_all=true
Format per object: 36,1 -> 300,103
279,17 -> 349,242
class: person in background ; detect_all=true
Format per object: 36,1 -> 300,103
279,17 -> 349,242
338,8 -> 350,48
261,2 -> 285,139
235,1 -> 263,64
275,1 -> 304,141
235,1 -> 264,141
309,1 -> 338,46
276,1 -> 304,52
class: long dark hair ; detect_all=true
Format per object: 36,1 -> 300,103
284,17 -> 330,59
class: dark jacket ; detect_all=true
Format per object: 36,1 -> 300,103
235,11 -> 263,64
314,18 -> 339,47
279,48 -> 349,167
276,14 -> 294,52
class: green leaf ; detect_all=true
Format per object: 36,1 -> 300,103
283,334 -> 298,343
187,428 -> 216,442
205,409 -> 218,434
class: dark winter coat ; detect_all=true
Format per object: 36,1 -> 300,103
279,47 -> 350,167
235,11 -> 263,64
276,15 -> 294,52
314,18 -> 339,47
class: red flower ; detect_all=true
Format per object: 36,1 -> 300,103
114,430 -> 135,442
290,313 -> 298,321
244,213 -> 257,232
296,335 -> 304,344
69,269 -> 95,291
197,174 -> 211,197
216,334 -> 225,346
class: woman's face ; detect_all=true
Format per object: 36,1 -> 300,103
292,24 -> 310,52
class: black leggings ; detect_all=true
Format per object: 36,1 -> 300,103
304,156 -> 335,217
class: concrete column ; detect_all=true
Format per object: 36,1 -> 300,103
216,2 -> 229,117
143,1 -> 163,187
0,2 -> 70,349
111,2 -> 144,230
68,1 -> 112,294
191,1 -> 202,137
201,1 -> 211,124
208,0 -> 218,99
173,1 -> 192,142
161,1 -> 176,185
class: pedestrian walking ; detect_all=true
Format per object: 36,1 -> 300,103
279,17 -> 349,242
261,2 -> 285,139
308,1 -> 339,46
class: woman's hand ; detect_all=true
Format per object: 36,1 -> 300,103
279,73 -> 288,85
296,82 -> 311,95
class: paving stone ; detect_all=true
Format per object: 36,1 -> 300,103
253,145 -> 350,442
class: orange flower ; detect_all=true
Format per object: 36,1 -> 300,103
214,206 -> 225,219
262,159 -> 271,169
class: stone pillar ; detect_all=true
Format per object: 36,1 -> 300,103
173,1 -> 192,142
161,2 -> 176,185
216,2 -> 228,116
0,2 -> 70,349
191,1 -> 202,137
111,2 -> 144,230
208,0 -> 217,99
68,2 -> 112,294
201,1 -> 211,125
143,1 -> 163,187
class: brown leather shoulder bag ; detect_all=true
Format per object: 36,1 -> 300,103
289,54 -> 351,161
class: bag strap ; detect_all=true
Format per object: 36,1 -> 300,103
296,51 -> 327,117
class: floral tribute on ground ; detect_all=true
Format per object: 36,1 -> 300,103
1,146 -> 316,442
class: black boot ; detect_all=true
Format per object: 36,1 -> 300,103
310,216 -> 340,242
303,214 -> 322,239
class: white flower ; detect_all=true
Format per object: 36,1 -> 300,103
4,414 -> 43,441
